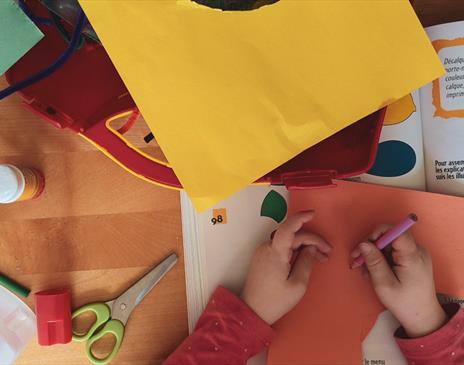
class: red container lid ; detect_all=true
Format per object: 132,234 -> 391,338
263,109 -> 384,189
35,289 -> 72,346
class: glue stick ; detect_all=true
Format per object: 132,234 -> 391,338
0,164 -> 45,204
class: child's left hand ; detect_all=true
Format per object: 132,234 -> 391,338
241,211 -> 332,325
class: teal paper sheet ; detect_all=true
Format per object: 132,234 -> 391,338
0,0 -> 44,76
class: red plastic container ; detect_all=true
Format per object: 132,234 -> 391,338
6,0 -> 384,191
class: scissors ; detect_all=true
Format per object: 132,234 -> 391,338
72,253 -> 178,365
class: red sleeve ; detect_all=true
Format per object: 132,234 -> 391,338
395,304 -> 464,365
163,287 -> 275,365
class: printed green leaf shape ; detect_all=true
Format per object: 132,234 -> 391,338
261,190 -> 287,223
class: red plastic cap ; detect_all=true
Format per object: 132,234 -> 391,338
35,289 -> 72,346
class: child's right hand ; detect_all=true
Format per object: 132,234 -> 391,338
351,226 -> 448,338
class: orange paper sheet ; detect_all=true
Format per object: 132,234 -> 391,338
268,180 -> 464,365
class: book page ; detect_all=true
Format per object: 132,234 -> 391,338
421,21 -> 464,195
197,186 -> 288,302
183,186 -> 288,365
358,91 -> 426,190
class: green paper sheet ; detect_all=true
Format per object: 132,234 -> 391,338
0,0 -> 44,76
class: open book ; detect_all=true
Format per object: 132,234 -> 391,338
359,20 -> 464,195
181,20 -> 464,365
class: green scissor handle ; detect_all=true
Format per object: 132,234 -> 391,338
72,303 -> 125,365
85,319 -> 125,365
72,303 -> 111,342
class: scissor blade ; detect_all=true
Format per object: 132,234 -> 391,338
111,253 -> 177,324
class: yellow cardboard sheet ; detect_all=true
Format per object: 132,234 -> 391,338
79,0 -> 443,211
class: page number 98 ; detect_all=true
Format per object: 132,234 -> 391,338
211,209 -> 227,225
211,215 -> 223,225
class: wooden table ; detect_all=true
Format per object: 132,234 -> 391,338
0,76 -> 188,364
1,1 -> 461,364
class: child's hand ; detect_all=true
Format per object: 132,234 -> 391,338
241,211 -> 332,325
351,226 -> 448,338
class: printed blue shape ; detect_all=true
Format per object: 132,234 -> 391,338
368,140 -> 416,177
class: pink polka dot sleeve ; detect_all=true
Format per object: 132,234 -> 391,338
395,304 -> 464,365
163,287 -> 275,365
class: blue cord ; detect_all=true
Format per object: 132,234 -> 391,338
0,9 -> 86,101
17,0 -> 53,25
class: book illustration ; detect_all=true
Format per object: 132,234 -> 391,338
367,140 -> 416,177
367,94 -> 417,177
211,208 -> 227,225
260,190 -> 288,223
361,25 -> 464,192
357,89 -> 425,190
383,94 -> 416,125
421,21 -> 464,195
431,37 -> 464,119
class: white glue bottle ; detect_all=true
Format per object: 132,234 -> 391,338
0,164 -> 45,204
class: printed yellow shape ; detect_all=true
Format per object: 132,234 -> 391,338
383,94 -> 416,125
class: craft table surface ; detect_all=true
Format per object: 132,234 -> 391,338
0,1 -> 461,364
0,75 -> 187,364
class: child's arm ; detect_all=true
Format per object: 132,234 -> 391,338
163,286 -> 274,365
352,227 -> 464,364
163,211 -> 331,365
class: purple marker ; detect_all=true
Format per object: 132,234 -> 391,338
351,213 -> 418,269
